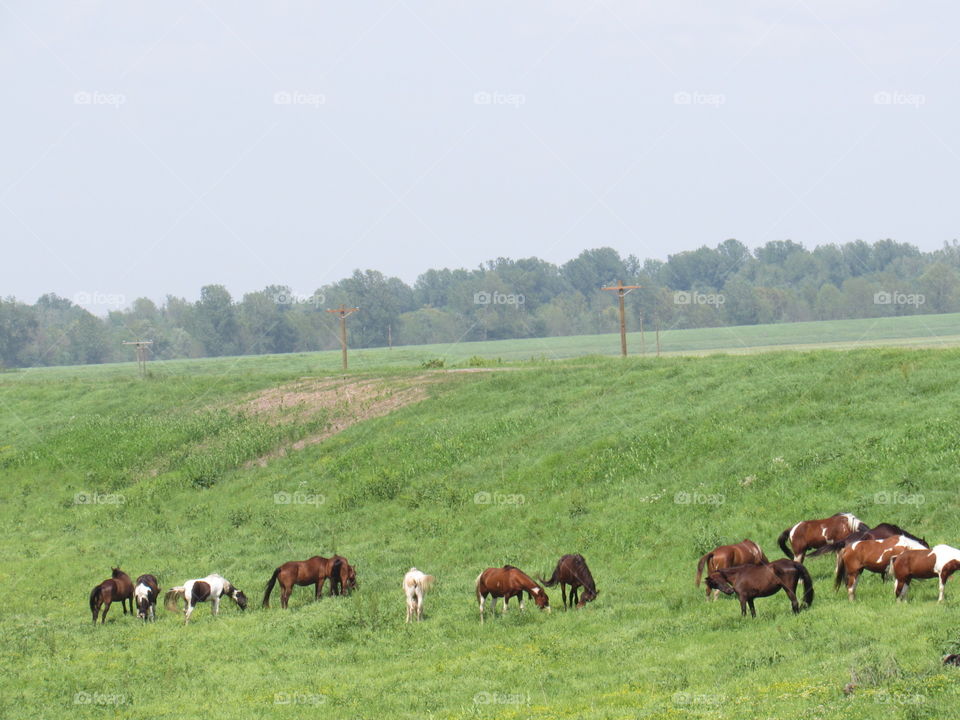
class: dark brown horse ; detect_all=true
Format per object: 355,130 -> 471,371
696,539 -> 768,599
476,565 -> 549,620
891,545 -> 960,603
835,534 -> 928,601
809,523 -> 928,559
777,513 -> 868,563
706,559 -> 813,617
541,554 -> 598,609
134,574 -> 161,621
89,568 -> 134,624
262,555 -> 341,608
329,555 -> 357,596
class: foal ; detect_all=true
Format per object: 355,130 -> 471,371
696,539 -> 768,600
541,554 -> 598,609
402,568 -> 435,622
706,560 -> 813,617
476,566 -> 550,621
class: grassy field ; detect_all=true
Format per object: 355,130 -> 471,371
3,345 -> 960,718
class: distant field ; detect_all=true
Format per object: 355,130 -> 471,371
4,346 -> 960,718
6,311 -> 960,381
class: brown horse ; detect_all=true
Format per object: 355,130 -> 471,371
777,513 -> 868,563
476,565 -> 549,621
809,523 -> 928,558
891,545 -> 960,603
89,568 -> 134,624
835,534 -> 928,600
134,574 -> 161,621
262,555 -> 341,608
695,539 -> 768,600
329,555 -> 357,596
541,554 -> 598,609
706,559 -> 813,617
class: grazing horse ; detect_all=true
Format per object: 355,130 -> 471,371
134,574 -> 161,621
262,556 -> 341,609
695,539 -> 768,600
777,513 -> 868,563
329,555 -> 358,596
476,565 -> 550,621
89,568 -> 134,624
891,545 -> 960,603
835,535 -> 927,601
809,522 -> 928,559
165,574 -> 248,623
403,568 -> 435,622
706,559 -> 813,617
541,554 -> 598,609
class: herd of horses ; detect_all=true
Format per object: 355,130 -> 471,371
696,512 -> 960,616
89,512 -> 958,626
88,553 -> 599,625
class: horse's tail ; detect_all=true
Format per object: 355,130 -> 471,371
833,551 -> 847,591
540,564 -> 562,588
695,552 -> 714,587
164,588 -> 185,612
795,561 -> 814,607
809,539 -> 847,558
420,575 -> 435,593
778,528 -> 793,559
89,584 -> 101,613
262,567 -> 280,608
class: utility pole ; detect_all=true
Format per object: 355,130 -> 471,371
123,340 -> 153,377
601,280 -> 641,357
326,305 -> 359,370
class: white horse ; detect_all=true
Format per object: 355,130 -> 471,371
164,574 -> 248,623
403,568 -> 435,622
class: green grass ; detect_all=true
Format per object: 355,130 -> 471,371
3,347 -> 960,718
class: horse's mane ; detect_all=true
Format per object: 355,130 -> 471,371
874,523 -> 928,546
501,564 -> 518,570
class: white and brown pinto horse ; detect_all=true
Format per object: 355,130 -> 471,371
476,565 -> 549,621
165,574 -> 248,623
891,545 -> 960,603
777,513 -> 868,563
835,534 -> 927,601
134,574 -> 161,621
696,539 -> 768,600
403,567 -> 435,622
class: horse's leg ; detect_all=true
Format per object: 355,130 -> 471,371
100,599 -> 110,624
939,575 -> 946,603
748,598 -> 756,618
184,601 -> 193,624
738,595 -> 747,616
848,569 -> 860,602
212,597 -> 220,617
782,582 -> 800,613
896,578 -> 908,601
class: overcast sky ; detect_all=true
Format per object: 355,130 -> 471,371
2,1 -> 958,313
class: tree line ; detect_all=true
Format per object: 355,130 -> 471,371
2,238 -> 959,368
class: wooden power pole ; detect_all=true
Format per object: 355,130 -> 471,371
123,340 -> 153,377
601,280 -> 641,357
326,304 -> 359,369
